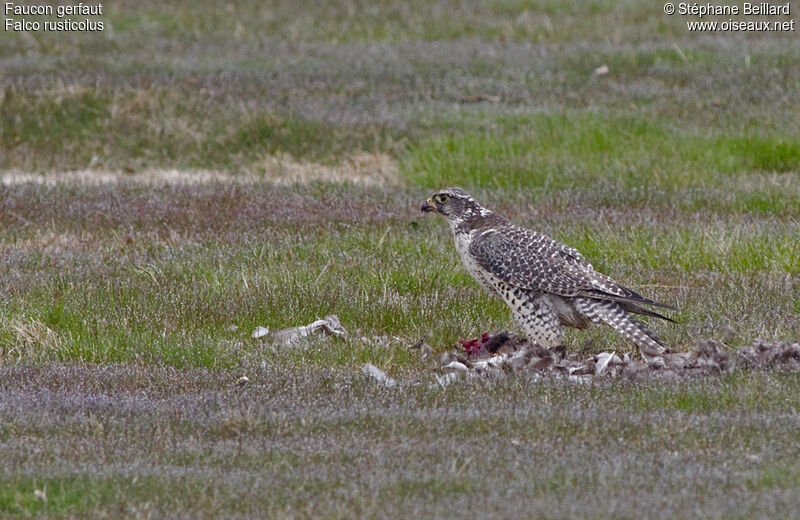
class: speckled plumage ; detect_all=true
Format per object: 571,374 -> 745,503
422,187 -> 676,356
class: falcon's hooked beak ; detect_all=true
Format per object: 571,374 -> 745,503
421,199 -> 437,214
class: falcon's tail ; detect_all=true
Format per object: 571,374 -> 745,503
581,286 -> 678,312
577,299 -> 667,357
618,301 -> 679,323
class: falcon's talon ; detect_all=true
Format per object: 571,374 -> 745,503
422,187 -> 677,354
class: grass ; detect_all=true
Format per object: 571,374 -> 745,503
2,185 -> 797,366
403,111 -> 800,214
0,85 -> 395,171
2,366 -> 800,518
1,0 -> 800,517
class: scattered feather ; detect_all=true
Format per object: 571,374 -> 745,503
408,338 -> 434,361
436,372 -> 462,387
361,363 -> 396,387
253,315 -> 346,345
251,326 -> 270,339
442,361 -> 469,373
594,351 -> 617,376
429,332 -> 800,385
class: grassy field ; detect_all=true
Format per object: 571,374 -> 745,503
2,0 -> 800,517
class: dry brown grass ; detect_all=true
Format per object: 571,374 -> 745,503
254,152 -> 399,185
0,152 -> 399,186
0,315 -> 64,364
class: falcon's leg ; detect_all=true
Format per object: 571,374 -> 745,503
575,298 -> 666,357
550,295 -> 593,330
511,292 -> 564,347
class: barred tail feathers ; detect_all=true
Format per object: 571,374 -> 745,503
576,298 -> 667,357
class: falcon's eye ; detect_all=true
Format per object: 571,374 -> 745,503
435,194 -> 449,204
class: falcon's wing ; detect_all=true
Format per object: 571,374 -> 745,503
469,226 -> 675,310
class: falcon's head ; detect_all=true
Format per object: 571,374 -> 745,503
421,187 -> 487,224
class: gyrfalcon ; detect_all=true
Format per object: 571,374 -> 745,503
422,187 -> 676,356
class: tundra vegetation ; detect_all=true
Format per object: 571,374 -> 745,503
1,1 -> 799,517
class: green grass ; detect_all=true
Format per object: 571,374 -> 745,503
403,111 -> 800,214
1,0 -> 800,517
0,0 -> 679,48
0,86 -> 394,172
3,366 -> 800,518
627,371 -> 800,412
1,187 -> 798,367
